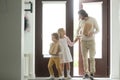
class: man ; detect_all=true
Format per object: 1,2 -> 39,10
75,9 -> 99,80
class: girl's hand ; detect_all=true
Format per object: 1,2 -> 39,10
74,37 -> 79,43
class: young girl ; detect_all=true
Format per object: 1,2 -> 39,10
58,28 -> 74,79
48,33 -> 63,80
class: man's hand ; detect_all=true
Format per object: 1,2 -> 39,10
88,32 -> 94,37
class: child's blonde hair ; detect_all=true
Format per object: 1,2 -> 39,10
52,33 -> 59,40
58,28 -> 64,38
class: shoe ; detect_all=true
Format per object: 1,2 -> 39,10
58,75 -> 64,80
48,75 -> 55,80
90,76 -> 94,80
67,74 -> 72,79
83,74 -> 90,79
90,73 -> 94,80
48,77 -> 54,80
90,73 -> 94,77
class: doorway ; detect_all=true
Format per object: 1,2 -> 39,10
35,0 -> 110,77
73,0 -> 110,77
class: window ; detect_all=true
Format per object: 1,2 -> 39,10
83,2 -> 103,58
42,1 -> 66,57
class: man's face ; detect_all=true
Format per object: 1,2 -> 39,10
79,14 -> 84,20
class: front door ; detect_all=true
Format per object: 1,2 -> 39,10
35,0 -> 110,77
35,0 -> 73,77
73,0 -> 110,77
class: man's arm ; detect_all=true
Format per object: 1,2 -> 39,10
93,18 -> 99,34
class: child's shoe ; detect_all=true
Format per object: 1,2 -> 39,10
48,75 -> 55,80
67,70 -> 71,79
58,75 -> 64,80
67,74 -> 72,79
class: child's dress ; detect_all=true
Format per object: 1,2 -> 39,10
59,35 -> 74,63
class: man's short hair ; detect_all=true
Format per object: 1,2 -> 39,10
78,9 -> 88,17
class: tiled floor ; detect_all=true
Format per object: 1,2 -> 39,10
27,77 -> 119,80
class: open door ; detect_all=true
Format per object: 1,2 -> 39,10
73,0 -> 110,77
35,0 -> 73,77
35,0 -> 110,77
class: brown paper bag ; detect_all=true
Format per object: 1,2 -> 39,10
49,42 -> 60,55
83,22 -> 92,36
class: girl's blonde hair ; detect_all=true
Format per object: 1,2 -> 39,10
58,28 -> 64,38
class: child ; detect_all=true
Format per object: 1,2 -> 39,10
48,33 -> 63,80
58,28 -> 74,79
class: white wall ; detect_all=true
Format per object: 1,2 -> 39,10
24,0 -> 35,78
110,0 -> 120,79
0,0 -> 23,80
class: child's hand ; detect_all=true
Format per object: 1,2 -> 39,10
74,37 -> 79,43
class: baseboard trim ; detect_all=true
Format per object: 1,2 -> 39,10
110,74 -> 120,79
